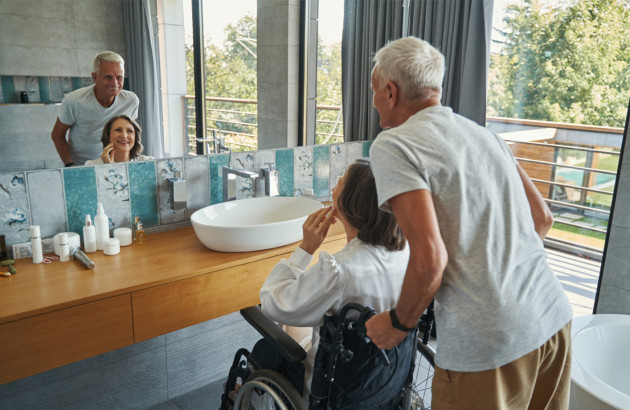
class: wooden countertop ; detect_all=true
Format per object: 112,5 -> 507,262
0,222 -> 347,325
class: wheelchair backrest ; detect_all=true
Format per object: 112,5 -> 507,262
309,304 -> 417,410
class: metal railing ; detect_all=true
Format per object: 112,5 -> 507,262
183,96 -> 344,153
183,96 -> 622,257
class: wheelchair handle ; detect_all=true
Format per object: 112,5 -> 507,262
345,304 -> 390,366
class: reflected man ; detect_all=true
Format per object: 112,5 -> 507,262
51,51 -> 139,166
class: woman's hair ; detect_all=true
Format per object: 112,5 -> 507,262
93,51 -> 125,74
101,115 -> 144,160
372,36 -> 445,101
338,159 -> 406,251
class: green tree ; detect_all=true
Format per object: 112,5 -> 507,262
316,40 -> 343,144
488,0 -> 630,127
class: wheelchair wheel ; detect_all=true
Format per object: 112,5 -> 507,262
409,338 -> 435,410
234,369 -> 307,410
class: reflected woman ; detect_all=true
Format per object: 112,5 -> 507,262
84,115 -> 152,165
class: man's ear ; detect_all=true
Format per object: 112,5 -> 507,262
386,81 -> 398,109
91,72 -> 97,82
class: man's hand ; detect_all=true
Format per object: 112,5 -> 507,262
299,206 -> 336,255
366,310 -> 408,349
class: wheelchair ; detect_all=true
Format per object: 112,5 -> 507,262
220,302 -> 436,410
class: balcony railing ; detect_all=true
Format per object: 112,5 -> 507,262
183,96 -> 343,154
183,96 -> 623,259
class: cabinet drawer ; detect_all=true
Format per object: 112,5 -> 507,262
0,294 -> 134,384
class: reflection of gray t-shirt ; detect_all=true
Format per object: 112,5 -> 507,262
370,106 -> 572,372
59,85 -> 139,165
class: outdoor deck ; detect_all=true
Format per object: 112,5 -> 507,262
547,248 -> 600,317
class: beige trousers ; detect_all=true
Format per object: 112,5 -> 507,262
432,321 -> 572,410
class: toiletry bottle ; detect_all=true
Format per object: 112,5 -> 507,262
135,221 -> 146,244
83,215 -> 97,253
30,225 -> 43,264
132,215 -> 140,239
94,202 -> 109,251
59,233 -> 70,262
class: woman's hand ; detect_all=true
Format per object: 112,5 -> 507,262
299,206 -> 336,255
100,143 -> 115,163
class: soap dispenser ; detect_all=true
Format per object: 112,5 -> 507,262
83,215 -> 97,253
94,203 -> 109,251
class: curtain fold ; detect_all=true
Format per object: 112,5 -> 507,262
342,0 -> 493,142
122,0 -> 164,158
342,0 -> 404,142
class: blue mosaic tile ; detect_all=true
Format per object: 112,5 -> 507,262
26,170 -> 67,239
38,77 -> 51,103
294,147 -> 313,197
0,173 -> 31,253
232,151 -> 256,199
275,149 -> 294,197
95,163 -> 131,231
314,145 -> 330,198
210,153 -> 230,204
184,156 -> 210,215
71,77 -> 83,91
363,140 -> 374,158
129,161 -> 159,227
1,76 -> 16,103
63,167 -> 98,236
157,158 -> 185,225
330,144 -> 346,195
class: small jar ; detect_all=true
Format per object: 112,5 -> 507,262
114,228 -> 132,246
103,238 -> 120,256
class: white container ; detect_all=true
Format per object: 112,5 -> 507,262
58,233 -> 70,262
94,202 -> 109,251
30,225 -> 43,264
103,238 -> 120,256
53,232 -> 81,256
83,215 -> 97,253
113,228 -> 132,246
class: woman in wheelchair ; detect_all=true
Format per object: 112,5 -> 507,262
223,159 -> 411,409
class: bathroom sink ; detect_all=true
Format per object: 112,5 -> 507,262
191,196 -> 323,252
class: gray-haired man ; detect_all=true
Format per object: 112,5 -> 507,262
51,51 -> 139,166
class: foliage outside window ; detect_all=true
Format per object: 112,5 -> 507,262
488,0 -> 630,251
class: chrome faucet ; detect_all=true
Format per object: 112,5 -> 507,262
222,167 -> 259,202
222,163 -> 280,202
259,163 -> 279,197
168,171 -> 187,210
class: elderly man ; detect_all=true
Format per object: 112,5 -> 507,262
365,37 -> 573,409
51,51 -> 139,166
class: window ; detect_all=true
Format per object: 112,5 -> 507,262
487,0 -> 629,255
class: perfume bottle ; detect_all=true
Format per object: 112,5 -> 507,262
135,220 -> 146,244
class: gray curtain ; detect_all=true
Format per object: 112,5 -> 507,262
122,0 -> 164,158
408,0 -> 493,125
342,0 -> 405,142
342,0 -> 493,142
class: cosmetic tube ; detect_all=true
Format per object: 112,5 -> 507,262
59,233 -> 70,262
30,225 -> 43,264
69,245 -> 95,269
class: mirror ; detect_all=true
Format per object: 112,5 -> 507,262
0,0 -> 274,173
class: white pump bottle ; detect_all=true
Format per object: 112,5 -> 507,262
94,202 -> 110,251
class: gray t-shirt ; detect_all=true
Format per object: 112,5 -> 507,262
370,106 -> 572,372
59,85 -> 139,165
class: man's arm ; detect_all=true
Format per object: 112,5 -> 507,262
366,189 -> 448,349
51,118 -> 73,165
517,164 -> 554,240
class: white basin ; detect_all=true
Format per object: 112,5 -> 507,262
570,314 -> 630,410
191,196 -> 323,252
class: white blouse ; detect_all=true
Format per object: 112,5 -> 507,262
259,238 -> 409,396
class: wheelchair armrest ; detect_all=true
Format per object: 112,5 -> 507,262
240,306 -> 308,363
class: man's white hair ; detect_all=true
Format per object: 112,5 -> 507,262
372,37 -> 445,100
93,51 -> 125,74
